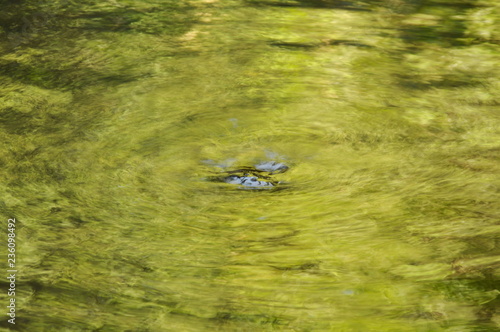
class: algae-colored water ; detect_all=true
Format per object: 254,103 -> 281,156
0,0 -> 499,331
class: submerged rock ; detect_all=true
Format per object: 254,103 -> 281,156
224,175 -> 276,188
254,161 -> 289,174
204,160 -> 289,190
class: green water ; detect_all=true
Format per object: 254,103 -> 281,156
1,0 -> 499,331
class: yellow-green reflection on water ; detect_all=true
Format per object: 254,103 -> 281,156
0,0 -> 499,331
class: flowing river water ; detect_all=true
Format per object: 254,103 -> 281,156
1,0 -> 499,331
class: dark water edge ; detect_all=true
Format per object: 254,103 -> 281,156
0,0 -> 499,331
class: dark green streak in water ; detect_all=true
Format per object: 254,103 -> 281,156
0,0 -> 499,331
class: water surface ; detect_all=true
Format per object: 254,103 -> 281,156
0,0 -> 499,331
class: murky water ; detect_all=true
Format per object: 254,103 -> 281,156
1,0 -> 499,331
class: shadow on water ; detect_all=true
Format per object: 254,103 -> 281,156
245,0 -> 372,11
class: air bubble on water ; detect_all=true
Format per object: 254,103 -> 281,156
342,289 -> 355,296
229,118 -> 238,128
